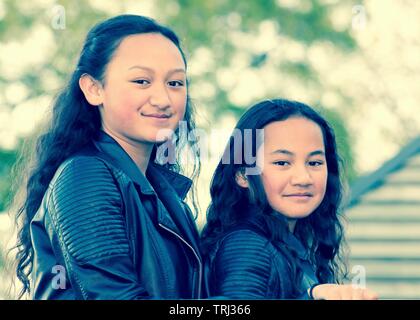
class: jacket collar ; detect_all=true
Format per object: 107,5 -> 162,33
91,131 -> 192,200
146,166 -> 200,251
88,132 -> 199,254
236,215 -> 310,261
283,231 -> 309,261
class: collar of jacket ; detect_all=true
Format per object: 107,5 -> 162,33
92,131 -> 192,200
283,231 -> 309,261
236,216 -> 310,261
90,132 -> 200,254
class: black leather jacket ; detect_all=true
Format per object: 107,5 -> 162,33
204,224 -> 319,299
30,132 -> 203,299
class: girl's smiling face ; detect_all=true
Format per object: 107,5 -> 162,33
91,33 -> 187,146
258,116 -> 328,225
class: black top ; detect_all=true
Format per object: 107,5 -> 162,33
30,131 -> 202,299
205,222 -> 319,299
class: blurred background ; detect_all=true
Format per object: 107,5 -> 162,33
0,0 -> 419,299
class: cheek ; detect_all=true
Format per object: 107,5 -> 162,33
179,103 -> 187,120
104,84 -> 141,111
176,95 -> 187,118
314,170 -> 328,197
261,170 -> 288,198
171,88 -> 187,110
124,89 -> 149,108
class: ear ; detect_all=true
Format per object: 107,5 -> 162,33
79,73 -> 104,106
235,170 -> 249,188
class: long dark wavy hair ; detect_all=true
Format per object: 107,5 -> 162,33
11,14 -> 200,299
201,99 -> 347,297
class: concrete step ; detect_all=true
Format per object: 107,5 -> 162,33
349,260 -> 420,276
350,257 -> 420,263
386,167 -> 420,184
406,154 -> 420,166
344,204 -> 420,221
348,241 -> 420,259
348,261 -> 420,278
360,184 -> 420,202
365,275 -> 420,282
360,281 -> 420,299
345,222 -> 420,240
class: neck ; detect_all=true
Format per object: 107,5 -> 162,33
287,218 -> 297,233
102,128 -> 153,174
124,142 -> 153,174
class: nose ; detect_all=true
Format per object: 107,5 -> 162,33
290,165 -> 313,187
149,83 -> 170,110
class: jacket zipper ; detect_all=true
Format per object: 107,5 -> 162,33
158,223 -> 202,299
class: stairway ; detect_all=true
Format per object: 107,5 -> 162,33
345,154 -> 420,299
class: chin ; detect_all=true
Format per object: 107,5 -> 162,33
276,207 -> 316,220
152,128 -> 177,142
154,136 -> 170,144
292,211 -> 314,219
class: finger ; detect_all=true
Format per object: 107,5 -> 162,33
352,288 -> 365,300
363,288 -> 379,300
340,285 -> 357,300
342,292 -> 353,300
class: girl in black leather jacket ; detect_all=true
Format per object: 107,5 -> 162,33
12,15 -> 202,299
201,99 -> 378,300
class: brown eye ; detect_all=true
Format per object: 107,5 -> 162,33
273,161 -> 290,166
308,161 -> 324,166
132,79 -> 150,86
168,80 -> 184,87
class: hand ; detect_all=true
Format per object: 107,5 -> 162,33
310,284 -> 379,300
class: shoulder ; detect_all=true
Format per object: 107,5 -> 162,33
51,155 -> 117,186
48,155 -> 124,198
219,229 -> 271,248
208,229 -> 276,298
45,155 -> 128,263
212,228 -> 296,271
47,155 -> 123,221
213,229 -> 276,263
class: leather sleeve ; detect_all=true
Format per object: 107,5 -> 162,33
211,230 -> 274,299
47,156 -> 150,299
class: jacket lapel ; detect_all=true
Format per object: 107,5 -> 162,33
92,132 -> 155,195
92,131 -> 200,254
147,164 -> 201,255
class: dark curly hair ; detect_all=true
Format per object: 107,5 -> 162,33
11,14 -> 200,299
201,99 -> 347,297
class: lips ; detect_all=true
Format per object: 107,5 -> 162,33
283,193 -> 314,203
142,113 -> 171,119
283,193 -> 313,197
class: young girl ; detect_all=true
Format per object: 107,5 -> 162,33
13,15 -> 203,299
201,99 -> 378,300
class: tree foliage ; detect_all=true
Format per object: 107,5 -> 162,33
0,0 -> 359,211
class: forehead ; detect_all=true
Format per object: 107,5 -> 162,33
109,33 -> 185,69
263,117 -> 325,152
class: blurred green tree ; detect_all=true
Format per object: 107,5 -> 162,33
156,0 -> 358,181
0,148 -> 17,211
0,0 -> 359,211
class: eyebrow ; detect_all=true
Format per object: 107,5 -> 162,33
128,65 -> 186,75
271,149 -> 325,157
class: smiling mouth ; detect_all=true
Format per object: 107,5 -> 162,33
142,113 -> 171,119
283,193 -> 313,197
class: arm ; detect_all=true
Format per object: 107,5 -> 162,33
211,230 -> 273,299
47,156 -> 150,300
309,284 -> 379,300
